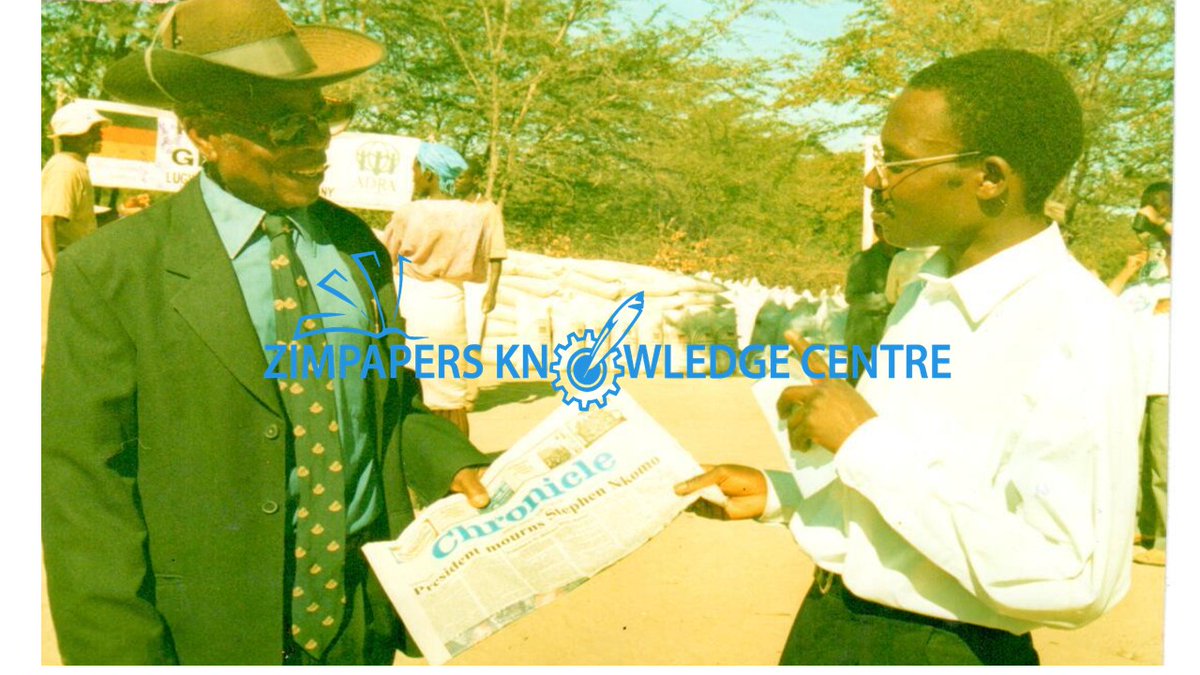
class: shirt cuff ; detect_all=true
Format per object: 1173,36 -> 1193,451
758,469 -> 802,524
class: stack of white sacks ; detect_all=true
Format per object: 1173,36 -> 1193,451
462,250 -> 846,377
701,272 -> 847,351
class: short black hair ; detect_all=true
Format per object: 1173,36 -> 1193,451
908,49 -> 1083,213
1140,181 -> 1172,207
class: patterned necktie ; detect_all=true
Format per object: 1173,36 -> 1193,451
263,214 -> 347,658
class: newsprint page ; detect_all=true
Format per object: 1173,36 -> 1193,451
364,394 -> 721,664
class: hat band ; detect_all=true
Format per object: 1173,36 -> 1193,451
202,32 -> 318,78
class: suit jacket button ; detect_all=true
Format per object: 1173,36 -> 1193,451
261,500 -> 280,514
265,423 -> 280,439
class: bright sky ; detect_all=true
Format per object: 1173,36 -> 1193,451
618,0 -> 866,150
620,0 -> 858,56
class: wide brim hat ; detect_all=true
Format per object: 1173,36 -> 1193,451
102,0 -> 385,108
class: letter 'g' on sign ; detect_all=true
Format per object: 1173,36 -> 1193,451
171,148 -> 197,166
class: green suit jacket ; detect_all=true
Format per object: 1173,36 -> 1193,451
42,178 -> 489,664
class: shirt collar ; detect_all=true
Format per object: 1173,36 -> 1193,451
916,224 -> 1068,325
198,170 -> 326,259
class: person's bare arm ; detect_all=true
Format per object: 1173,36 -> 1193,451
42,215 -> 64,271
1108,252 -> 1148,295
482,260 -> 502,313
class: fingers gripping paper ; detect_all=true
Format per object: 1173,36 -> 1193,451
362,394 -> 721,664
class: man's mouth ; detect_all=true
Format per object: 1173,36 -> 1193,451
286,165 -> 328,181
870,196 -> 892,221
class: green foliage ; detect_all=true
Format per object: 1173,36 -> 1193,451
41,0 -> 161,158
41,0 -> 1173,288
295,0 -> 862,288
783,0 -> 1174,279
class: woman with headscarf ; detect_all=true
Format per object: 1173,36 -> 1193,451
383,142 -> 506,437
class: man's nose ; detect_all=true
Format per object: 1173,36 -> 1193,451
308,120 -> 333,145
864,167 -> 883,191
289,126 -> 331,153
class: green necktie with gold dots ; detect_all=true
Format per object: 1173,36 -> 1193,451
262,213 -> 347,658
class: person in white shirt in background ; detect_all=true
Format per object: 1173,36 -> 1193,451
41,102 -> 110,361
41,103 -> 109,270
383,142 -> 507,437
676,49 -> 1144,665
1130,182 -> 1172,282
1110,251 -> 1171,567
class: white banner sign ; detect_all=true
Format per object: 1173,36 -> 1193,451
320,131 -> 419,212
77,98 -> 201,193
73,98 -> 419,212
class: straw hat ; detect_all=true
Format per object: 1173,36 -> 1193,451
102,0 -> 384,108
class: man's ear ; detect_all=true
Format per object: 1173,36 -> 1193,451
976,156 -> 1012,202
186,126 -> 220,163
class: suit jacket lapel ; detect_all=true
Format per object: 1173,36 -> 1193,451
164,179 -> 283,417
318,202 -> 405,449
317,199 -> 403,343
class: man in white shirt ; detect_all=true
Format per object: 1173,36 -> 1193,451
676,49 -> 1143,665
1117,277 -> 1170,566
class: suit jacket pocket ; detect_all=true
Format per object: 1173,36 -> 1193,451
153,574 -> 189,645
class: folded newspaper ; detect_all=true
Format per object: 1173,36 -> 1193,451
363,393 -> 721,664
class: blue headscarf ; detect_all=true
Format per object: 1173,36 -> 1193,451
416,142 -> 469,195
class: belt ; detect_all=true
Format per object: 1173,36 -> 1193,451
811,569 -> 1027,641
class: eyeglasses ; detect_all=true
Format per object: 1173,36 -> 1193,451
204,98 -> 356,148
870,145 -> 981,191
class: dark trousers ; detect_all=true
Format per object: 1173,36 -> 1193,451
779,570 -> 1039,665
282,519 -> 403,665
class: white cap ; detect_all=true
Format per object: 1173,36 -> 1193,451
49,102 -> 111,138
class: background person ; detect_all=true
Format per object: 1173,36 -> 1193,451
676,49 -> 1144,665
41,101 -> 109,359
1110,251 -> 1170,567
1131,181 -> 1172,281
383,142 -> 507,437
842,221 -> 897,383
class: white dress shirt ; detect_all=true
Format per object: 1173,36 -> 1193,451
764,224 -> 1144,634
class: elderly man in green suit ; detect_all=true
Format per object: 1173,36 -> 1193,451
42,0 -> 493,665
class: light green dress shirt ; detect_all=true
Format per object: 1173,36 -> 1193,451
200,171 -> 382,535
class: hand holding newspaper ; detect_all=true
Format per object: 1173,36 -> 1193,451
363,393 -> 722,664
750,351 -> 838,498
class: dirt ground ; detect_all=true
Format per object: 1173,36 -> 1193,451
42,377 -> 1165,665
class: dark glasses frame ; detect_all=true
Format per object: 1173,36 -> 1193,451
198,97 -> 356,148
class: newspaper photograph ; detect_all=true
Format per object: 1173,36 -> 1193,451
363,393 -> 720,665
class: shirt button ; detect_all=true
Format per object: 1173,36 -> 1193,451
264,423 -> 280,439
261,500 -> 280,514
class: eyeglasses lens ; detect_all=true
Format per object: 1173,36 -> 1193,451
267,100 -> 356,146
